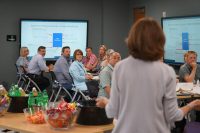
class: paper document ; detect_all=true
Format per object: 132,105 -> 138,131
176,83 -> 193,92
192,86 -> 200,94
92,76 -> 100,80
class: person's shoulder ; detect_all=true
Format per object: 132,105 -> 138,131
34,54 -> 43,59
101,65 -> 111,72
156,62 -> 176,77
91,53 -> 97,58
57,56 -> 66,62
179,63 -> 189,71
113,56 -> 131,72
115,56 -> 133,66
16,56 -> 23,61
70,61 -> 78,67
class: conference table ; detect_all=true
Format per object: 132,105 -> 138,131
0,113 -> 113,133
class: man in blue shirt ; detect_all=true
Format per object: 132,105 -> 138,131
53,46 -> 73,89
28,46 -> 50,91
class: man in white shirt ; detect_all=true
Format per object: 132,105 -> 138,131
28,46 -> 50,91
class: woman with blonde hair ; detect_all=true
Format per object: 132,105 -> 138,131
16,47 -> 29,73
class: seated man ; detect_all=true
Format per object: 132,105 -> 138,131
82,47 -> 98,72
179,51 -> 200,122
53,46 -> 73,89
98,52 -> 121,98
27,46 -> 50,91
179,51 -> 200,83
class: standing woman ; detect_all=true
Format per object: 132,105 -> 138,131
69,49 -> 93,91
16,47 -> 29,74
96,17 -> 200,133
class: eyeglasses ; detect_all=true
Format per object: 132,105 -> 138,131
76,53 -> 82,55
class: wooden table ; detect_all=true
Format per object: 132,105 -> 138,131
0,113 -> 113,133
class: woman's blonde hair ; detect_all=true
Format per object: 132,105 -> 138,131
20,47 -> 29,57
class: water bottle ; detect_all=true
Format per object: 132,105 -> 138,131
36,92 -> 43,107
19,87 -> 26,96
14,85 -> 21,97
8,84 -> 15,96
32,87 -> 38,96
42,90 -> 49,108
28,92 -> 35,108
14,84 -> 19,90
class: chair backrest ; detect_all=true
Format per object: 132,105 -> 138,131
69,73 -> 75,87
15,64 -> 19,74
15,64 -> 27,75
20,65 -> 27,74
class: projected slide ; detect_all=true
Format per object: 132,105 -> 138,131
21,20 -> 88,59
162,16 -> 200,63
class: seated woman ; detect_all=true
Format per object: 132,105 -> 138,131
69,49 -> 93,91
16,47 -> 29,74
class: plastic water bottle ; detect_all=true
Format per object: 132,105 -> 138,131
42,90 -> 49,108
36,92 -> 43,106
28,92 -> 35,108
19,87 -> 26,96
14,85 -> 21,97
32,87 -> 38,97
14,84 -> 19,89
8,84 -> 15,96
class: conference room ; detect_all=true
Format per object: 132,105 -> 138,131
1,0 -> 200,133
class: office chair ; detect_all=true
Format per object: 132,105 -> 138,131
15,64 -> 26,88
49,80 -> 91,103
49,73 -> 91,103
49,80 -> 73,103
15,64 -> 41,92
69,74 -> 91,102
